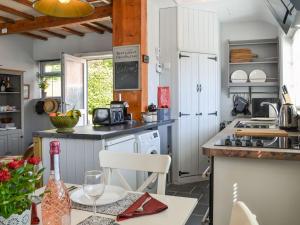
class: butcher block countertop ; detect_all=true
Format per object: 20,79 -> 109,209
202,118 -> 300,161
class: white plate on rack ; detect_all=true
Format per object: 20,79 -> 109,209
70,185 -> 127,206
231,70 -> 248,83
249,69 -> 267,83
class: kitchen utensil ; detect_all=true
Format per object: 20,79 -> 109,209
71,185 -> 127,206
249,69 -> 267,83
279,103 -> 298,130
232,95 -> 250,116
231,70 -> 248,83
136,197 -> 152,212
235,128 -> 288,137
282,85 -> 292,104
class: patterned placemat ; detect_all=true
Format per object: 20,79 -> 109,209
77,216 -> 115,225
72,193 -> 142,216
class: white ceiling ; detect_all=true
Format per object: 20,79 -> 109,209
153,0 -> 278,25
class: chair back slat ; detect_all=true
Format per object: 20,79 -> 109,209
99,151 -> 171,195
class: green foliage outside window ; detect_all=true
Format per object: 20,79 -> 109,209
87,59 -> 113,115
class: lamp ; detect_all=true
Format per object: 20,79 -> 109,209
33,0 -> 95,18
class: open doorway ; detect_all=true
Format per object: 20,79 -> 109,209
87,56 -> 113,124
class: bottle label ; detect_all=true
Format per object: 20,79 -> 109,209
54,154 -> 60,181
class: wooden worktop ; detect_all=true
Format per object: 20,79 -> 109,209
202,118 -> 300,161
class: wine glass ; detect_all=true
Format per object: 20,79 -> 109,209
83,170 -> 106,223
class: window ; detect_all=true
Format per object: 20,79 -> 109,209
39,60 -> 62,97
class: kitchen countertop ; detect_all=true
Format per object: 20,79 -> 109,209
202,118 -> 300,161
33,120 -> 175,140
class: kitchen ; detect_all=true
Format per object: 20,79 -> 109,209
1,0 -> 300,225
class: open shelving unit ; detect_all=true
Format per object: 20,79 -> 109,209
227,38 -> 280,100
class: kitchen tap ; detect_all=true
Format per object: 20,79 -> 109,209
260,102 -> 279,120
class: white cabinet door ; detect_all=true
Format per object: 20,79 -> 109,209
7,134 -> 20,156
177,7 -> 218,54
0,135 -> 7,156
178,52 -> 199,177
198,54 -> 219,173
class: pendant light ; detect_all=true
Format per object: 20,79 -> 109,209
33,0 -> 95,18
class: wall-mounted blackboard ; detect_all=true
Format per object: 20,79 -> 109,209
113,45 -> 140,90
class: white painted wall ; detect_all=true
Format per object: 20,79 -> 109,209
220,21 -> 279,122
33,32 -> 112,60
0,35 -> 40,148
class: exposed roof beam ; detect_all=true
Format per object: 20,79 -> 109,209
40,29 -> 66,39
0,4 -> 35,20
0,5 -> 112,35
22,32 -> 48,41
81,23 -> 104,34
61,27 -> 85,37
0,16 -> 15,24
92,22 -> 112,33
11,0 -> 32,7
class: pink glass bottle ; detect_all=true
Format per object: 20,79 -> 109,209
41,141 -> 71,225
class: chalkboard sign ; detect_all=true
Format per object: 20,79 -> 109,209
113,45 -> 140,90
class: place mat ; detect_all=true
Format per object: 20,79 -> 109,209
72,193 -> 142,216
77,216 -> 115,225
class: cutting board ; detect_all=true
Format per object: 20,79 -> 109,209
235,128 -> 288,137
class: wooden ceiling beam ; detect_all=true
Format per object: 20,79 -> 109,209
81,23 -> 104,34
22,32 -> 48,41
40,29 -> 66,39
0,4 -> 35,20
11,0 -> 32,7
92,22 -> 112,33
0,5 -> 112,35
61,27 -> 85,37
0,16 -> 15,24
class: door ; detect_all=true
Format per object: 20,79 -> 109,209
178,52 -> 199,177
198,54 -> 219,173
61,53 -> 87,126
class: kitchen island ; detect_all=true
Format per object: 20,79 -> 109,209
203,118 -> 300,225
33,120 -> 174,186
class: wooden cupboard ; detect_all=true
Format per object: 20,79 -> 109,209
160,7 -> 220,183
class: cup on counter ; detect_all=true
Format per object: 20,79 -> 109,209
142,113 -> 153,123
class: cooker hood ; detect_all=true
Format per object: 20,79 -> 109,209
266,0 -> 298,34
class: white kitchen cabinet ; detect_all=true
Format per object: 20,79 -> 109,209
177,7 -> 218,54
0,130 -> 23,156
160,7 -> 220,183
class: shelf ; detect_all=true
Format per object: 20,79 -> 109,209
0,110 -> 21,114
0,92 -> 20,94
229,39 -> 278,46
229,61 -> 278,65
228,82 -> 279,87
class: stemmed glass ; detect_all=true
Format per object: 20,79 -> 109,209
83,170 -> 106,223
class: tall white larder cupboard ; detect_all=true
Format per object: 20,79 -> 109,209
159,7 -> 220,184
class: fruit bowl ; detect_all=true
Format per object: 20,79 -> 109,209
49,116 -> 79,133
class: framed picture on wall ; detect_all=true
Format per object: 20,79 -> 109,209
24,84 -> 30,99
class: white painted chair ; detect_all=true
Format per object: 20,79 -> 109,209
229,201 -> 260,225
99,151 -> 171,195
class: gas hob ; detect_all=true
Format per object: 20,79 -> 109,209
215,135 -> 300,150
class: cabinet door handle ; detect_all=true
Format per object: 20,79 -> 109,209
179,171 -> 190,176
196,84 -> 199,92
196,113 -> 203,116
208,111 -> 218,116
179,112 -> 190,117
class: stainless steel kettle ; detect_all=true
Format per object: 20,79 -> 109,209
279,103 -> 298,130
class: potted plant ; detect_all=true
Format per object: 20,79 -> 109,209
0,157 -> 44,225
37,73 -> 49,98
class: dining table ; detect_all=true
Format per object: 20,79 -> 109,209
36,184 -> 198,225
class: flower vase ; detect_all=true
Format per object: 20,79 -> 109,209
41,90 -> 47,99
0,209 -> 31,225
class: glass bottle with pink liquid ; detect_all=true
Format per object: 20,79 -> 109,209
42,141 -> 71,225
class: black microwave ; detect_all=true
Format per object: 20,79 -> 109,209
92,108 -> 125,125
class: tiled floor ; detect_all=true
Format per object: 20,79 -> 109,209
166,180 -> 209,225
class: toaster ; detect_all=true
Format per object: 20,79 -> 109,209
92,108 -> 125,125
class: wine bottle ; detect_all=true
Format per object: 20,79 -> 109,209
41,141 -> 71,225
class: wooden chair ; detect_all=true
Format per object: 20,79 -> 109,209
229,202 -> 260,225
99,151 -> 171,195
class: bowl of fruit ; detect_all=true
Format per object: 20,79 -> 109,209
48,109 -> 81,133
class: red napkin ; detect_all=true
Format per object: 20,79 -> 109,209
116,192 -> 168,222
